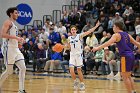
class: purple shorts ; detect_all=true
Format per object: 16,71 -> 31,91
120,54 -> 135,72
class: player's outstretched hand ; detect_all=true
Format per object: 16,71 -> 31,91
92,47 -> 99,52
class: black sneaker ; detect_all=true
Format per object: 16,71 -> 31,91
19,90 -> 27,93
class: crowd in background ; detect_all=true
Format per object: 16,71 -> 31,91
0,0 -> 140,77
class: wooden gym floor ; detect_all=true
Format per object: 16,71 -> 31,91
0,72 -> 140,93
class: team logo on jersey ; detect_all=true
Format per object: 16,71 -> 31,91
16,3 -> 33,25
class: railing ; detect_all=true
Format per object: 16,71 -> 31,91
33,20 -> 42,30
62,5 -> 71,12
43,15 -> 52,25
52,10 -> 61,24
24,25 -> 33,31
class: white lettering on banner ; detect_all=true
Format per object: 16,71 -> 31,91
18,11 -> 32,17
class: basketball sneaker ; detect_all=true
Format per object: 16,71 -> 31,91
132,90 -> 137,93
114,73 -> 121,80
79,82 -> 85,91
73,79 -> 79,90
18,90 -> 27,93
107,72 -> 114,79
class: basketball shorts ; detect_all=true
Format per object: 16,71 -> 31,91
120,54 -> 135,72
69,54 -> 83,68
2,47 -> 24,65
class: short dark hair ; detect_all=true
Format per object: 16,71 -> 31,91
114,21 -> 124,30
6,7 -> 18,17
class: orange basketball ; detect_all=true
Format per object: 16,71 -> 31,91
52,43 -> 64,52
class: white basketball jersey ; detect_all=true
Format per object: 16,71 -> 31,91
69,34 -> 83,55
2,21 -> 18,48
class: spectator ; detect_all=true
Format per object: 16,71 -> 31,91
86,33 -> 98,48
38,28 -> 49,44
101,47 -> 115,75
35,43 -> 47,72
28,40 -> 36,63
47,26 -> 61,47
108,4 -> 116,16
133,46 -> 140,76
82,21 -> 93,33
60,48 -> 70,73
100,31 -> 107,44
102,32 -> 112,43
82,21 -> 93,45
115,4 -> 123,16
57,21 -> 67,35
135,16 -> 140,35
44,49 -> 62,74
107,47 -> 121,80
93,48 -> 104,75
78,2 -> 85,10
61,33 -> 68,45
107,15 -> 114,34
84,0 -> 93,11
122,5 -> 130,18
124,7 -> 135,31
112,12 -> 126,30
99,14 -> 108,32
84,46 -> 94,74
43,18 -> 51,32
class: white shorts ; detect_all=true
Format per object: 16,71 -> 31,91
2,47 -> 24,65
69,54 -> 83,68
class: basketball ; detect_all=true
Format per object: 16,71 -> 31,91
52,43 -> 64,52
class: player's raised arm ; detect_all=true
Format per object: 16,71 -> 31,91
129,34 -> 140,49
92,33 -> 119,52
81,21 -> 100,38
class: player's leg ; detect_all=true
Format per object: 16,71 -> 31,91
76,55 -> 85,90
121,72 -> 133,93
70,66 -> 79,90
77,67 -> 85,91
129,75 -> 136,92
0,64 -> 14,87
69,56 -> 78,90
77,67 -> 83,82
15,53 -> 26,93
69,55 -> 76,80
121,56 -> 136,93
15,60 -> 26,93
70,67 -> 76,80
0,47 -> 14,88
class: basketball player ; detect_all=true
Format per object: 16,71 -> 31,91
0,7 -> 26,93
68,21 -> 100,90
92,21 -> 139,93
